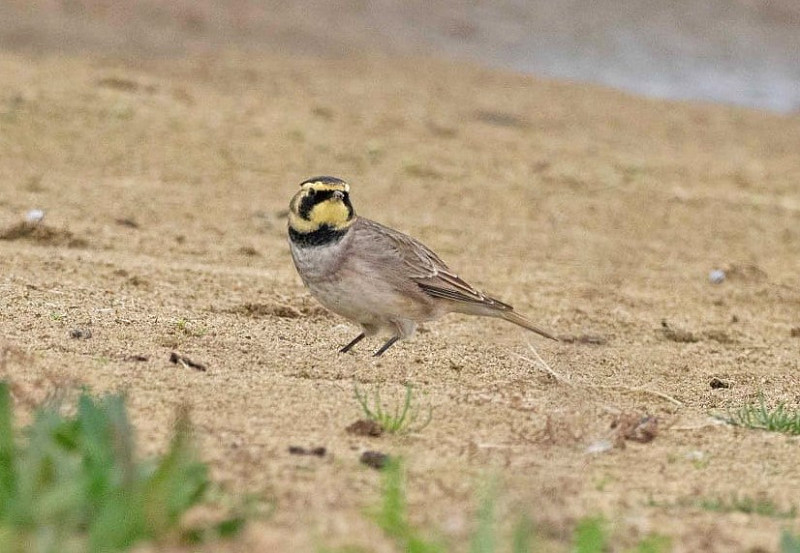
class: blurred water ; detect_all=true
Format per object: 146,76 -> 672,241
2,0 -> 799,112
370,0 -> 800,113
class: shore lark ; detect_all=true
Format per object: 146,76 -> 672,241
288,176 -> 557,356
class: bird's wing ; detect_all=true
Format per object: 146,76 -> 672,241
357,218 -> 512,310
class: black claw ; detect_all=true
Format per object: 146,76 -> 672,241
340,332 -> 366,353
373,336 -> 400,357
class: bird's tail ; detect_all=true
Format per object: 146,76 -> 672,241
500,310 -> 559,341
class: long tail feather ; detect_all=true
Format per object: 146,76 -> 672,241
500,310 -> 559,341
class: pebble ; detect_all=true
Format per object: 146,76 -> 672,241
709,269 -> 726,284
586,440 -> 614,454
25,209 -> 45,223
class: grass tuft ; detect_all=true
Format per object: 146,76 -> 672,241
717,394 -> 800,435
331,459 -> 675,553
699,495 -> 796,519
0,381 -> 244,553
371,457 -> 445,553
354,383 -> 432,434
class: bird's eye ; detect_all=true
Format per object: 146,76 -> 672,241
306,188 -> 317,197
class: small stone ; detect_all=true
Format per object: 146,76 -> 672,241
168,352 -> 207,372
115,217 -> 139,228
288,446 -> 326,457
586,440 -> 613,454
709,269 -> 726,284
360,450 -> 389,470
24,209 -> 45,223
709,377 -> 731,389
346,419 -> 384,437
69,328 -> 92,339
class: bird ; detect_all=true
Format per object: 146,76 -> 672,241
287,176 -> 557,356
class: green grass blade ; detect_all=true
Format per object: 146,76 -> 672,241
0,383 -> 16,519
374,458 -> 408,538
371,458 -> 444,553
634,534 -> 671,553
142,411 -> 208,535
391,385 -> 413,432
469,480 -> 496,553
512,516 -> 536,553
718,394 -> 800,436
573,517 -> 606,553
352,384 -> 432,435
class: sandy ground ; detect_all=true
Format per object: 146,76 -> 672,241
1,47 -> 799,552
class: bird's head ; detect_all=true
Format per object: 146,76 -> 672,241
288,176 -> 356,242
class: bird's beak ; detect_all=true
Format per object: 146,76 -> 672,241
333,190 -> 345,200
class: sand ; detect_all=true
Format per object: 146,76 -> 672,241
1,48 -> 799,552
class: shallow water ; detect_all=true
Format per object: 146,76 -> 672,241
375,0 -> 800,113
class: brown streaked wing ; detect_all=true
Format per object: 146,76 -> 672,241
357,218 -> 512,310
417,271 -> 513,310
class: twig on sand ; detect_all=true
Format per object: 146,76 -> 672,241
516,342 -> 684,407
670,418 -> 727,431
513,343 -> 573,386
593,384 -> 684,407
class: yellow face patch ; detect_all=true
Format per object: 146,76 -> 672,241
289,179 -> 356,234
308,198 -> 351,228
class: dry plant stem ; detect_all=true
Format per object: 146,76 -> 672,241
512,344 -> 573,385
670,419 -> 727,431
520,343 -> 684,407
593,384 -> 684,407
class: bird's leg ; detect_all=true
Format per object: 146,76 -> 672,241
373,336 -> 400,357
339,332 -> 366,353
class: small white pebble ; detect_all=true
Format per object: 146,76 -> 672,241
709,269 -> 726,284
586,440 -> 613,454
25,209 -> 45,223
